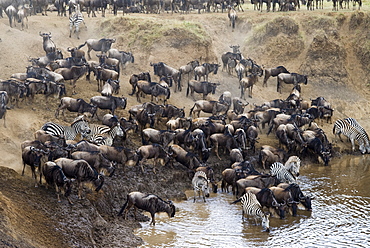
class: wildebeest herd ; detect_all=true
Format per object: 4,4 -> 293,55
1,6 -> 369,234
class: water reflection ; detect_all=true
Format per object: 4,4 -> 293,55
135,155 -> 370,247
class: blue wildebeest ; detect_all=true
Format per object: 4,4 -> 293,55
263,66 -> 290,87
90,95 -> 127,117
194,63 -> 220,81
179,60 -> 199,85
107,49 -> 135,69
22,146 -> 48,187
151,62 -> 181,92
0,91 -> 10,127
39,32 -> 56,54
83,38 -> 116,60
40,161 -> 73,204
277,73 -> 308,94
54,157 -> 105,200
186,80 -> 219,100
118,191 -> 176,226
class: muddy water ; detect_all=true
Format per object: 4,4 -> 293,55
135,155 -> 370,247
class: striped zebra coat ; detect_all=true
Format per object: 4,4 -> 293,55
88,123 -> 125,146
333,119 -> 366,154
41,115 -> 91,141
270,162 -> 297,184
232,193 -> 270,232
192,171 -> 210,202
69,4 -> 85,39
344,117 -> 370,153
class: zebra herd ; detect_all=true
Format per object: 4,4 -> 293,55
41,115 -> 124,146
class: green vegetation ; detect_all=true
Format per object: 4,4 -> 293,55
99,16 -> 211,51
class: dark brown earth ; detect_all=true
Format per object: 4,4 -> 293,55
1,4 -> 370,247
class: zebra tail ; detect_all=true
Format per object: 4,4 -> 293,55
118,197 -> 129,216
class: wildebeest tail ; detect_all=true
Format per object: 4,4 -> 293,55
78,41 -> 87,49
117,196 -> 129,216
189,104 -> 195,116
186,81 -> 190,97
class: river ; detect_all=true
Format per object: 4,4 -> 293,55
135,155 -> 370,247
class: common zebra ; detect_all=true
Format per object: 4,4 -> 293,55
69,4 -> 85,39
89,124 -> 125,146
333,119 -> 366,154
41,115 -> 90,141
232,193 -> 270,232
344,117 -> 370,153
270,162 -> 296,184
192,171 -> 210,202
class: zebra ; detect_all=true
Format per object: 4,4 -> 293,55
69,4 -> 86,39
89,124 -> 125,146
270,162 -> 297,184
232,192 -> 270,232
333,119 -> 366,154
344,117 -> 370,153
192,171 -> 210,202
41,115 -> 90,141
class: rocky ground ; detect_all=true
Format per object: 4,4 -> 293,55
0,4 -> 370,247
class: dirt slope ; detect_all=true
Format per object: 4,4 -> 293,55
0,6 -> 370,247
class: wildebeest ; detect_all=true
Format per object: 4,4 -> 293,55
98,145 -> 139,167
22,146 -> 48,187
71,150 -> 115,177
107,49 -> 134,69
40,161 -> 73,204
136,144 -> 172,174
151,62 -> 181,92
83,38 -> 116,60
221,50 -> 242,72
240,73 -> 258,99
210,128 -> 246,160
0,91 -> 10,127
94,66 -> 119,92
245,187 -> 285,219
141,128 -> 176,147
101,79 -> 120,96
54,157 -> 104,199
277,73 -> 308,93
55,97 -> 97,118
118,191 -> 176,226
189,100 -> 229,117
194,63 -> 220,82
39,32 -> 56,54
55,65 -> 88,95
169,144 -> 202,169
236,175 -> 279,198
179,60 -> 199,85
90,95 -> 127,117
277,183 -> 313,215
187,80 -> 219,100
263,66 -> 290,87
128,72 -> 151,95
